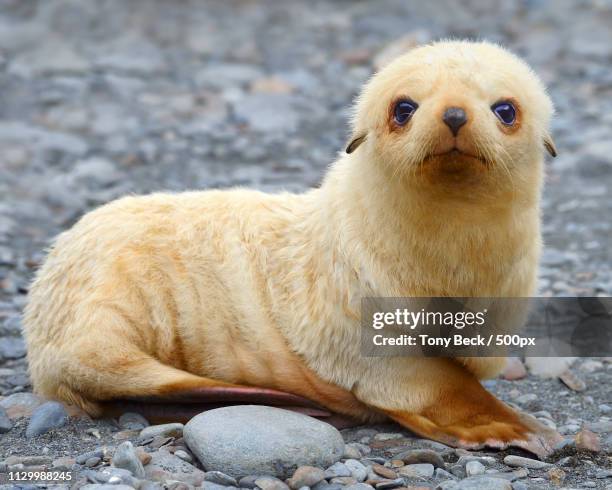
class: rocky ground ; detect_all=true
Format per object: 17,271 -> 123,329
0,0 -> 611,489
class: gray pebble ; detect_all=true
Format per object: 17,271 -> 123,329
25,401 -> 68,437
515,393 -> 538,405
500,469 -> 529,482
202,482 -> 231,490
437,476 -> 512,489
0,406 -> 13,433
112,441 -> 145,479
553,437 -> 576,451
85,456 -> 101,468
456,456 -> 495,466
398,463 -> 435,478
80,485 -> 135,490
374,478 -> 404,489
254,476 -> 290,490
363,457 -> 386,465
144,448 -> 205,487
588,420 -> 612,433
140,482 -> 164,490
287,466 -> 326,489
466,461 -> 485,476
344,459 -> 368,482
532,410 -> 553,419
414,439 -> 452,452
324,462 -> 352,479
503,455 -> 551,470
87,467 -> 139,487
0,336 -> 26,361
344,484 -> 373,490
204,470 -> 239,487
139,422 -> 184,441
372,433 -> 403,441
239,475 -> 262,488
449,464 -> 466,479
313,484 -> 343,490
342,444 -> 364,459
0,392 -> 43,418
558,423 -> 580,434
174,449 -> 193,463
118,412 -> 149,430
557,456 -> 572,466
77,449 -> 105,465
435,468 -> 457,480
0,315 -> 22,336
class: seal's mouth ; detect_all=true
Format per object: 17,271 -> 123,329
426,148 -> 487,165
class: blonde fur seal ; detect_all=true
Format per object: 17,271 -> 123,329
24,41 -> 560,454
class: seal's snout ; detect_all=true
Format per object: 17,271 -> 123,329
442,107 -> 468,136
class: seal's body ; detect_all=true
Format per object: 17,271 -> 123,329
24,41 -> 560,454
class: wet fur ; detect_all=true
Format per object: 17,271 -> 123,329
24,41 -> 557,449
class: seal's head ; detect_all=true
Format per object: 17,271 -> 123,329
346,41 -> 556,200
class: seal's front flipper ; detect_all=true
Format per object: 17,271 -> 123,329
100,384 -> 361,428
377,366 -> 562,458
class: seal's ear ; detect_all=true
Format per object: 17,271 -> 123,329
543,133 -> 557,158
346,133 -> 367,154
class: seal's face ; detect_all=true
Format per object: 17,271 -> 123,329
347,41 -> 556,198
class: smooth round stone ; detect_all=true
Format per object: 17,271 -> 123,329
184,405 -> 345,479
25,401 -> 68,438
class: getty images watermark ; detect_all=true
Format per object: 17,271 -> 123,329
361,297 -> 612,357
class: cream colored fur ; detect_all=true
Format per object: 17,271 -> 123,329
24,41 -> 554,430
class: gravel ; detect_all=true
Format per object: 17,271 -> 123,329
0,1 -> 611,489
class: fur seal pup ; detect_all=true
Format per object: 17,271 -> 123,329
24,41 -> 560,455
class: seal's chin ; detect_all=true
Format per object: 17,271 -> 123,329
418,149 -> 489,186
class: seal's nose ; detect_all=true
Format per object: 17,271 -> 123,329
443,107 -> 467,136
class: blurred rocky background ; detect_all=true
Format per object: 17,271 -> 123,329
0,1 -> 610,488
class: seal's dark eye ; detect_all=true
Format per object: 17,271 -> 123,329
491,101 -> 516,125
394,100 -> 418,125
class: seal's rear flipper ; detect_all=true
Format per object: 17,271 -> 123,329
100,385 -> 361,429
377,366 -> 563,459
